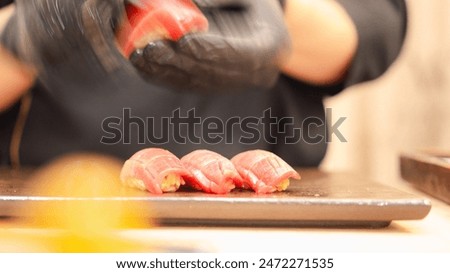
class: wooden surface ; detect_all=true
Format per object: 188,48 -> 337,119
401,152 -> 450,204
0,169 -> 430,227
0,168 -> 449,252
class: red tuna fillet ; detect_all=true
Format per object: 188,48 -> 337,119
120,148 -> 190,194
181,150 -> 240,194
117,0 -> 209,56
231,150 -> 301,194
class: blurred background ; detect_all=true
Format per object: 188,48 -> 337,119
321,0 -> 450,185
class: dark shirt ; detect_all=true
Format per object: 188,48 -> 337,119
0,0 -> 407,166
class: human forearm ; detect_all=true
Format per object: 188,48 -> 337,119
281,0 -> 358,85
0,4 -> 36,112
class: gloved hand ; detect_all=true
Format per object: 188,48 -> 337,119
1,0 -> 290,93
128,0 -> 291,92
0,0 -> 131,86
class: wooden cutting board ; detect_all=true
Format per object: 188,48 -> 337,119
0,169 -> 431,228
401,151 -> 450,205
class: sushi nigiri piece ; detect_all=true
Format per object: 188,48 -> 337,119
181,150 -> 240,194
117,0 -> 209,56
231,150 -> 301,194
120,148 -> 189,194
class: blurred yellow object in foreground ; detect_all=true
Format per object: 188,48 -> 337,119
2,153 -> 155,252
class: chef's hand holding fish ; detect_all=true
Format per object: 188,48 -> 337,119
124,0 -> 291,92
1,0 -> 290,92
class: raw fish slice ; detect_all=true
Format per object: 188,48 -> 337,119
120,148 -> 189,194
117,0 -> 209,56
181,150 -> 239,194
231,150 -> 301,194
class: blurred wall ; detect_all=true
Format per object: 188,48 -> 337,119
321,0 -> 450,185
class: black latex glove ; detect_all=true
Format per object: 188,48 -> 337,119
0,0 -> 134,86
1,0 -> 290,93
129,0 -> 291,92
